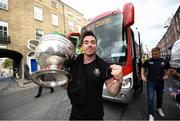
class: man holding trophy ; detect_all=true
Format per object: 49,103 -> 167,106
31,31 -> 123,120
63,31 -> 123,120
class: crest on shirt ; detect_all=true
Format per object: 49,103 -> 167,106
161,62 -> 165,66
149,61 -> 154,64
93,68 -> 100,76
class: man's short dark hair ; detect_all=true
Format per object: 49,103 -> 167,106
151,47 -> 160,53
80,30 -> 97,44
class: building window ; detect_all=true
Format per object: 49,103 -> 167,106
34,5 -> 43,21
0,0 -> 8,10
0,21 -> 8,45
0,21 -> 8,37
77,16 -> 81,21
176,17 -> 178,23
68,21 -> 73,31
51,13 -> 59,26
78,25 -> 81,33
177,25 -> 180,32
36,29 -> 44,40
51,0 -> 58,9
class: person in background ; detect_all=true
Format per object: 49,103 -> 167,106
141,47 -> 170,121
63,30 -> 123,120
15,68 -> 20,79
171,92 -> 180,105
35,74 -> 54,98
165,68 -> 180,106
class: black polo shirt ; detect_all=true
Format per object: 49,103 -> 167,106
71,59 -> 111,118
65,54 -> 112,119
142,58 -> 170,85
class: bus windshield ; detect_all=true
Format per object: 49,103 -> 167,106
84,14 -> 126,63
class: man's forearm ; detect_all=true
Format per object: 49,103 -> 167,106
106,78 -> 122,96
141,68 -> 145,78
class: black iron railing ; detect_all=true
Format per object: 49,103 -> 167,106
0,35 -> 10,44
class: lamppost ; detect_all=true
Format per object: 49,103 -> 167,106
136,28 -> 142,73
136,28 -> 142,59
164,34 -> 168,58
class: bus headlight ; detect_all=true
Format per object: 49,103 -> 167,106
122,78 -> 132,89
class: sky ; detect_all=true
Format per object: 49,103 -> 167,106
62,0 -> 180,52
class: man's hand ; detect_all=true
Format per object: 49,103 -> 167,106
163,75 -> 168,80
110,64 -> 123,83
141,76 -> 147,82
171,92 -> 176,99
61,82 -> 68,90
105,64 -> 123,97
141,68 -> 147,83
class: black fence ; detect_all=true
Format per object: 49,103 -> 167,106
0,35 -> 10,44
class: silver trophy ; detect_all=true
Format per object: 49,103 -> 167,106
31,34 -> 75,87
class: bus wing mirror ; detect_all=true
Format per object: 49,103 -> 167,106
123,3 -> 134,27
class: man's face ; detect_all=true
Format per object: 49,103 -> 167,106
82,35 -> 97,56
152,51 -> 160,59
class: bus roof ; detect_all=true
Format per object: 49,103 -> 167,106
86,9 -> 123,26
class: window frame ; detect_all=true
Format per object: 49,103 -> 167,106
77,25 -> 81,33
68,20 -> 74,31
0,0 -> 8,10
0,21 -> 8,37
51,13 -> 59,26
34,4 -> 43,21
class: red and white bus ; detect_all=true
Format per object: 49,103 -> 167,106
66,3 -> 143,103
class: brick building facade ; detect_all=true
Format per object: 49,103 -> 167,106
157,6 -> 180,57
0,0 -> 87,79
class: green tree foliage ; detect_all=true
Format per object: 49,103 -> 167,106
2,58 -> 13,69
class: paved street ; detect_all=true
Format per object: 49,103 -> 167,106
0,77 -> 179,120
120,81 -> 180,120
0,79 -> 71,120
0,77 -> 36,95
0,77 -> 16,92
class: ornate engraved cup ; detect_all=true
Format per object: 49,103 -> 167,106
31,34 -> 75,87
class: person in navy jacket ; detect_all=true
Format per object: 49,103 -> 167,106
141,47 -> 170,121
63,31 -> 123,120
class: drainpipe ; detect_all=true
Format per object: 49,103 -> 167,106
62,4 -> 66,34
21,58 -> 24,79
